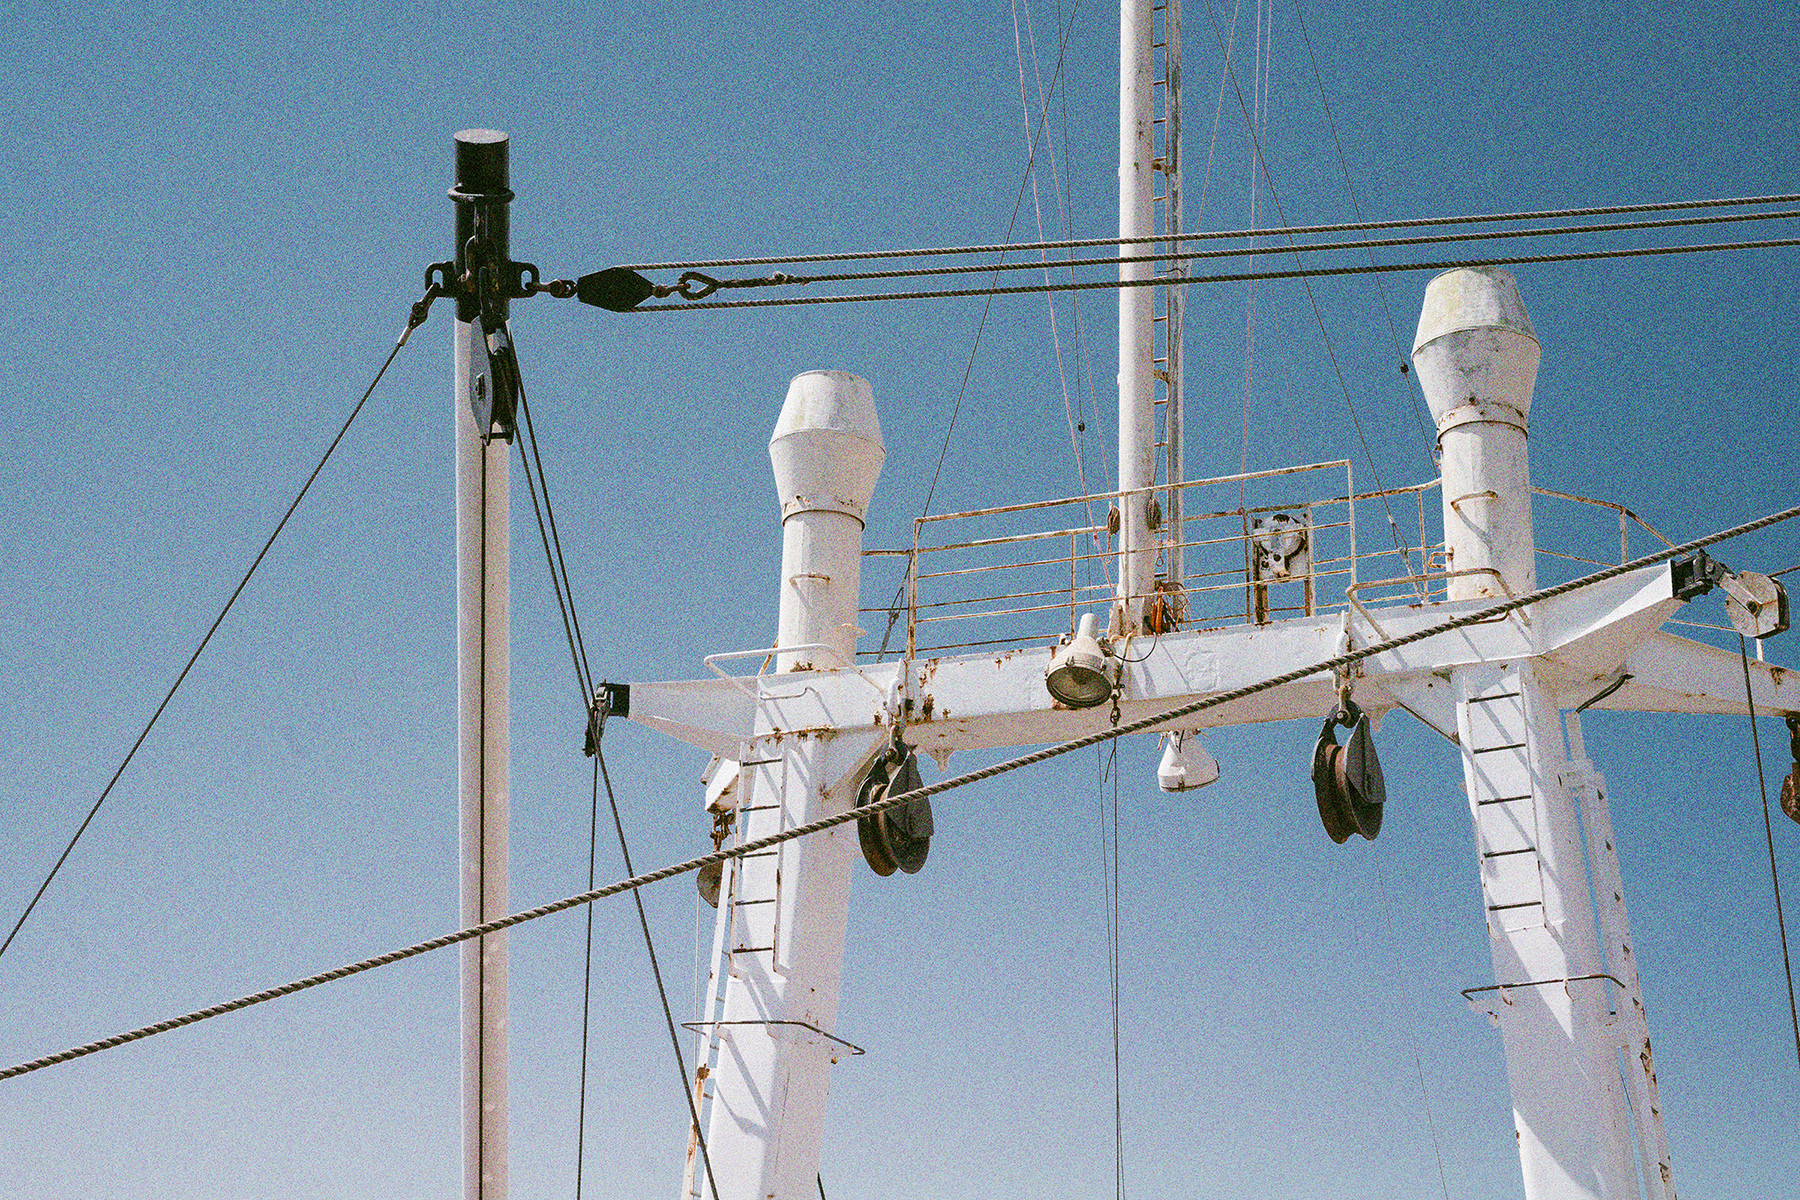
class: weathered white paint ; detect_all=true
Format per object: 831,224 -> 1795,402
768,371 -> 883,672
689,371 -> 886,1200
1413,266 -> 1541,602
456,316 -> 508,1200
1117,0 -> 1156,629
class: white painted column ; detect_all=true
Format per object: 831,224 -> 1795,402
696,372 -> 885,1200
1117,0 -> 1156,630
1417,268 -> 1633,1199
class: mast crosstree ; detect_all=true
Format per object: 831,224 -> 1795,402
628,262 -> 1798,1200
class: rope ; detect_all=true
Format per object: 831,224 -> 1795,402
611,192 -> 1800,272
7,501 -> 1799,1083
1737,636 -> 1800,1070
622,236 -> 1800,312
0,314 -> 415,962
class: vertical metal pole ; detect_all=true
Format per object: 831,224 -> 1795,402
1117,0 -> 1155,631
454,127 -> 511,1200
1161,0 -> 1185,591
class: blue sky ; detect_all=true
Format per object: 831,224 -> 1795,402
2,1 -> 1798,1197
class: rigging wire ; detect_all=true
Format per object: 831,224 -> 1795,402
511,365 -> 718,1198
875,0 -> 1085,661
1199,0 -> 1415,577
622,235 -> 1800,312
1365,844 -> 1454,1199
10,499 -> 1799,1083
0,315 -> 418,963
610,191 -> 1800,272
574,754 -> 602,1200
1736,636 -> 1800,1070
1100,742 -> 1125,1200
626,208 -> 1800,294
1288,0 -> 1436,461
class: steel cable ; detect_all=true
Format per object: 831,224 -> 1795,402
612,191 -> 1800,272
0,312 -> 421,962
6,500 -> 1799,1082
624,236 -> 1800,312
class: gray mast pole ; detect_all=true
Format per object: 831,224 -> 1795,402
453,128 -> 511,1200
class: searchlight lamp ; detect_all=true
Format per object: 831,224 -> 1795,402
1046,612 -> 1117,709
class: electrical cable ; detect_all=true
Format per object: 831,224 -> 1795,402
611,191 -> 1800,272
7,500 -> 1799,1082
623,235 -> 1800,312
1737,636 -> 1800,1070
0,320 -> 415,963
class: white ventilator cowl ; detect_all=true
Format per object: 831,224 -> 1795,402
768,371 -> 884,671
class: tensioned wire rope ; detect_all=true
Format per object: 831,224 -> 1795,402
622,235 -> 1800,312
7,498 -> 1798,1083
1735,636 -> 1800,1069
508,349 -> 719,1200
611,191 -> 1800,271
625,208 -> 1800,294
0,300 -> 436,963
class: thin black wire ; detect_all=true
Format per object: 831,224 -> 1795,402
876,0 -> 1084,662
0,327 -> 411,963
514,381 -> 594,705
1107,741 -> 1124,1200
1737,636 -> 1800,1070
1199,0 -> 1413,577
614,191 -> 1800,271
9,500 -> 1799,1082
598,743 -> 719,1199
1365,844 -> 1454,1200
510,358 -> 718,1198
626,235 -> 1800,312
1289,0 -> 1435,460
574,754 -> 601,1200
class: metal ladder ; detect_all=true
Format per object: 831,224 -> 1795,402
682,754 -> 788,1200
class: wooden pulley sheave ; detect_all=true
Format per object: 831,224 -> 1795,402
856,741 -> 933,875
1311,699 -> 1386,843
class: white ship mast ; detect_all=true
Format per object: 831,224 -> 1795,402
439,9 -> 1797,1200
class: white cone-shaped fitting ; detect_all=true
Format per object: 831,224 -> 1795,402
770,370 -> 884,525
1412,266 -> 1540,426
1411,268 -> 1541,601
1158,730 -> 1220,792
769,371 -> 884,671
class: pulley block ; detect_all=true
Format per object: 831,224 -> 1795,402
1311,700 -> 1386,843
1783,716 -> 1800,828
856,744 -> 932,876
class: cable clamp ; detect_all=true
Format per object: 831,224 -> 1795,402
585,682 -> 631,756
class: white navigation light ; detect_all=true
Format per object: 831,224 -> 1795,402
1046,612 -> 1116,708
1157,730 -> 1220,792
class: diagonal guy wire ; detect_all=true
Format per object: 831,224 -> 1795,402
4,500 -> 1798,1081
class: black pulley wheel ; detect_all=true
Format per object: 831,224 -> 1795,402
857,747 -> 932,875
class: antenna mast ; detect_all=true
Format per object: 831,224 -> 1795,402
1120,0 -> 1185,630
